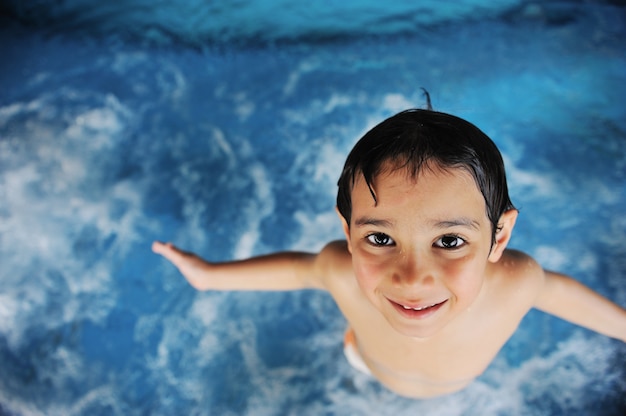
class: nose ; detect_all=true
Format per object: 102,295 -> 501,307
392,250 -> 435,287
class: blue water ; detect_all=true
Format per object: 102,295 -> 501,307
1,0 -> 625,414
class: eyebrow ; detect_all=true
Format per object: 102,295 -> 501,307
432,218 -> 481,231
353,216 -> 481,231
353,217 -> 394,228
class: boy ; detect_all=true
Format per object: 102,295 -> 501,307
152,109 -> 626,398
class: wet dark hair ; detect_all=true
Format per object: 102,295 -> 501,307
336,109 -> 516,243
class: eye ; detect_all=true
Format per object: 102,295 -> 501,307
366,233 -> 395,247
435,235 -> 466,249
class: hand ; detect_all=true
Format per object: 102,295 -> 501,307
152,241 -> 213,290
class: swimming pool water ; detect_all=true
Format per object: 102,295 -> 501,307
1,1 -> 625,414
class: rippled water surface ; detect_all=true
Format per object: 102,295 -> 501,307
1,1 -> 625,414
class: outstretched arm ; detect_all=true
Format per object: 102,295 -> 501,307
533,270 -> 626,343
152,241 -> 327,291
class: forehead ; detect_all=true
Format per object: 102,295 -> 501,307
350,165 -> 488,225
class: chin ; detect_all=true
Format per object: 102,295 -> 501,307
387,318 -> 447,339
383,302 -> 460,339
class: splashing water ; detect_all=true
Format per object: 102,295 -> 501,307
1,1 -> 625,414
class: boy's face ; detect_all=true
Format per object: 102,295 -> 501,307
340,164 -> 507,339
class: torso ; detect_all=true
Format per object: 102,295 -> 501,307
320,241 -> 543,398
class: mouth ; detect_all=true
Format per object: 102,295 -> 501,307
388,298 -> 448,319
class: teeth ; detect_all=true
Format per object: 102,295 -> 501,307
402,303 -> 436,311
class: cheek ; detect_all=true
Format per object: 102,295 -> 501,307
352,256 -> 386,294
441,257 -> 485,300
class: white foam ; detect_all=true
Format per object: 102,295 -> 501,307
312,332 -> 622,414
156,63 -> 187,105
233,163 -> 275,259
312,142 -> 345,184
291,210 -> 343,252
0,391 -> 46,416
65,385 -> 122,416
322,93 -> 353,113
235,229 -> 261,260
0,91 -> 145,352
382,93 -> 414,113
483,333 -> 619,409
282,59 -> 320,96
233,92 -> 256,121
504,156 -> 559,198
69,92 -> 128,129
189,295 -> 220,326
533,246 -> 569,270
281,92 -> 355,126
0,294 -> 21,348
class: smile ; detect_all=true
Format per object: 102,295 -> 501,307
401,302 -> 441,311
389,299 -> 448,319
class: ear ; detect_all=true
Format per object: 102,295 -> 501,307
488,209 -> 518,263
335,206 -> 353,254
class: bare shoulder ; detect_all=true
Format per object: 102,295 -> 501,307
490,248 -> 546,301
319,239 -> 350,254
498,248 -> 543,274
313,240 -> 354,288
317,240 -> 352,271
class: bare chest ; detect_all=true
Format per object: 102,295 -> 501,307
338,296 -> 525,397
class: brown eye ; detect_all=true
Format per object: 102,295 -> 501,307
435,235 -> 465,249
367,233 -> 394,246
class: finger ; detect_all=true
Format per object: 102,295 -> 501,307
152,241 -> 173,254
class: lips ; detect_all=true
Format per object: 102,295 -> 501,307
388,298 -> 448,319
